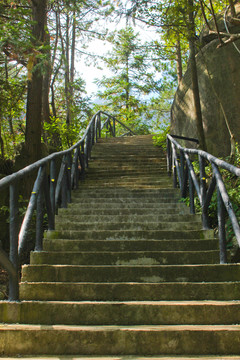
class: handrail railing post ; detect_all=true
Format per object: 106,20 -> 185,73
66,152 -> 72,204
98,113 -> 101,138
35,185 -> 44,251
84,136 -> 89,168
92,117 -> 95,146
171,144 -> 177,188
167,137 -> 171,176
80,142 -> 86,179
113,117 -> 116,137
106,121 -> 109,138
61,156 -> 68,208
71,147 -> 79,189
199,155 -> 210,229
18,166 -> 45,255
180,150 -> 185,196
95,115 -> 98,142
43,171 -> 55,231
50,159 -> 56,215
217,188 -> 227,264
189,170 -> 195,214
9,182 -> 19,301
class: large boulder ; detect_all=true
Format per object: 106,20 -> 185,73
171,5 -> 240,157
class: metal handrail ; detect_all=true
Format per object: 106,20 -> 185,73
0,110 -> 134,301
167,134 -> 240,264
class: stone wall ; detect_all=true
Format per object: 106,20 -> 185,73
171,8 -> 240,157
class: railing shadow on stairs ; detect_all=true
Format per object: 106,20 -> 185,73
0,111 -> 136,301
167,134 -> 240,265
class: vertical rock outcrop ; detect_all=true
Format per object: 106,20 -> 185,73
171,6 -> 240,156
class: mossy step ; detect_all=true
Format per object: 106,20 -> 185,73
55,215 -> 201,224
82,182 -> 172,187
2,357 -> 239,360
81,185 -> 173,189
55,221 -> 203,232
87,162 -> 166,167
2,323 -> 240,356
90,154 -> 164,159
58,207 -> 189,216
1,301 -> 240,326
73,188 -> 180,196
70,197 -> 180,204
85,169 -> 166,179
19,281 -> 240,301
21,264 -> 240,284
30,250 -> 219,266
87,173 -> 167,178
88,158 -> 165,162
86,167 -> 166,172
43,238 -> 218,252
64,203 -> 189,211
44,229 -> 214,241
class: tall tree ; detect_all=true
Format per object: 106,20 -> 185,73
25,0 -> 48,163
187,0 -> 207,151
96,27 -> 161,132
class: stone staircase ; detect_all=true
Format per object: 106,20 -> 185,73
1,135 -> 240,358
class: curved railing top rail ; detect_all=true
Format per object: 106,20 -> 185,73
167,134 -> 240,264
0,111 -> 135,191
168,134 -> 240,177
0,110 -> 135,301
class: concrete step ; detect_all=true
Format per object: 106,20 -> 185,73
72,188 -> 180,196
19,281 -> 240,301
81,184 -> 173,189
65,202 -> 188,210
57,206 -> 190,216
90,154 -> 164,160
21,264 -> 239,284
88,167 -> 164,172
82,182 -> 172,188
1,323 -> 240,356
89,158 -> 165,163
3,135 -> 238,358
30,250 -> 220,266
1,300 -> 240,326
84,176 -> 170,182
86,169 -> 166,175
54,221 -> 203,232
70,198 -> 183,205
2,356 -> 239,360
44,229 -> 214,241
54,214 -> 201,224
43,238 -> 219,252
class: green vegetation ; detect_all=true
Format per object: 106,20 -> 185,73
0,0 -> 237,166
178,143 -> 240,249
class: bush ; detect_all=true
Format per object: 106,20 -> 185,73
152,121 -> 170,151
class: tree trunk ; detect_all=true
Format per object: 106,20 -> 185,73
125,53 -> 130,123
229,0 -> 236,18
65,12 -> 71,126
4,56 -> 15,139
176,35 -> 183,84
188,0 -> 207,151
42,28 -> 51,127
25,0 -> 47,163
70,10 -> 76,88
0,117 -> 5,158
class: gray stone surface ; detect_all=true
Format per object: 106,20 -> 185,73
171,7 -> 240,157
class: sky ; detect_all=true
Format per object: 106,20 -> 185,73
76,38 -> 112,95
76,17 -> 159,97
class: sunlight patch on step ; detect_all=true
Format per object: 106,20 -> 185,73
116,258 -> 160,265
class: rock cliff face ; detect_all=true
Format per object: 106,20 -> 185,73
171,6 -> 240,157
